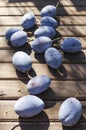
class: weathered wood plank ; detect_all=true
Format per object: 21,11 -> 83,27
0,122 -> 86,130
0,63 -> 85,80
0,49 -> 85,64
0,100 -> 86,122
1,25 -> 86,36
0,37 -> 86,49
0,7 -> 86,16
0,0 -> 86,6
0,80 -> 86,100
1,16 -> 86,25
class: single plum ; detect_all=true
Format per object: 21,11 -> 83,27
44,47 -> 62,69
21,12 -> 36,29
14,95 -> 45,118
61,37 -> 81,53
34,26 -> 56,39
5,28 -> 20,41
10,30 -> 27,47
59,97 -> 82,126
27,75 -> 51,95
40,16 -> 58,29
31,36 -> 53,53
40,5 -> 57,17
12,51 -> 32,73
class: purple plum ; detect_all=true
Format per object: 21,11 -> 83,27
14,95 -> 45,118
59,97 -> 82,126
12,51 -> 32,73
27,75 -> 51,95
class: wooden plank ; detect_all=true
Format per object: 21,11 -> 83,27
0,37 -> 86,49
0,122 -> 86,130
0,100 -> 86,122
0,80 -> 86,100
1,16 -> 86,25
0,7 -> 86,16
0,63 -> 85,80
0,0 -> 86,7
1,25 -> 86,36
0,49 -> 85,64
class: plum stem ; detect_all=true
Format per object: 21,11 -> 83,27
75,91 -> 82,98
18,89 -> 27,93
53,43 -> 60,47
52,37 -> 60,42
4,109 -> 14,116
56,1 -> 60,8
28,36 -> 35,42
57,69 -> 64,76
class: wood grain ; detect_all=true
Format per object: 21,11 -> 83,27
0,80 -> 86,100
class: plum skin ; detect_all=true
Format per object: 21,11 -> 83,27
14,95 -> 45,118
10,31 -> 27,47
5,28 -> 20,41
34,26 -> 56,39
27,75 -> 51,95
44,47 -> 62,69
31,36 -> 53,53
40,5 -> 57,17
12,51 -> 32,73
61,37 -> 81,53
21,12 -> 36,29
40,16 -> 58,29
59,97 -> 82,126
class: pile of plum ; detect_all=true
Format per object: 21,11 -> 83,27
5,4 -> 82,127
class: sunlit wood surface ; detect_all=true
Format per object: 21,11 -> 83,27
0,0 -> 86,129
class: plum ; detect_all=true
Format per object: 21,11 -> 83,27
40,5 -> 57,17
27,75 -> 51,95
14,95 -> 45,118
61,37 -> 81,53
34,26 -> 56,39
5,28 -> 20,41
44,47 -> 62,69
59,97 -> 82,126
10,30 -> 27,47
40,16 -> 58,29
12,51 -> 32,73
21,12 -> 36,29
31,36 -> 53,53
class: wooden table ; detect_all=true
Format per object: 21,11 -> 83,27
0,0 -> 86,129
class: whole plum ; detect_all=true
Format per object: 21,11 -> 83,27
59,97 -> 82,126
40,16 -> 58,29
14,95 -> 45,118
10,31 -> 27,47
61,37 -> 81,53
27,75 -> 51,95
21,12 -> 36,29
31,36 -> 53,53
5,28 -> 20,41
34,26 -> 56,39
40,5 -> 57,17
44,47 -> 62,69
12,51 -> 32,73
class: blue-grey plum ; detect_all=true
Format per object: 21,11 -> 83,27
40,5 -> 57,17
14,95 -> 45,118
59,97 -> 82,126
5,28 -> 20,41
27,75 -> 51,95
21,12 -> 36,29
10,31 -> 27,47
34,26 -> 56,39
40,16 -> 58,29
61,37 -> 81,53
44,47 -> 62,69
12,51 -> 32,73
31,36 -> 53,53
